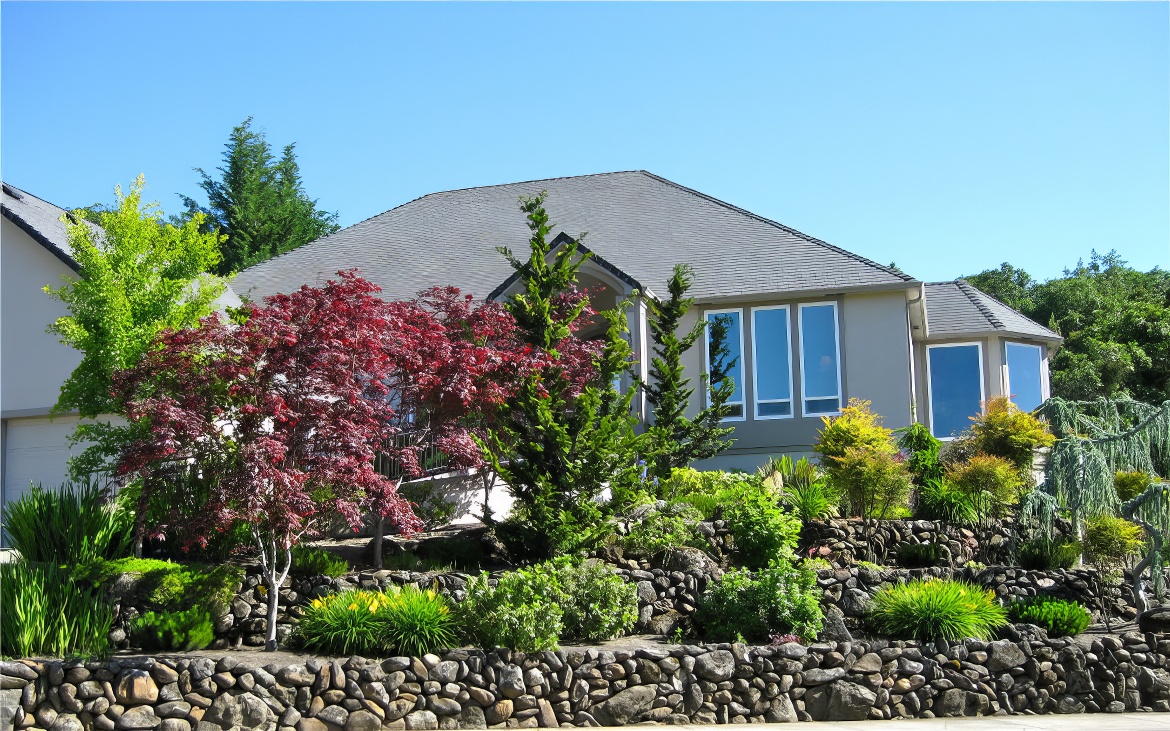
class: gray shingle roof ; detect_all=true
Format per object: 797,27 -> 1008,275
234,171 -> 916,303
925,280 -> 1062,342
1,182 -> 88,271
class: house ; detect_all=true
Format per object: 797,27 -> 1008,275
234,171 -> 1061,471
1,183 -> 240,523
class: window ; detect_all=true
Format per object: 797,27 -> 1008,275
1005,342 -> 1044,412
705,309 -> 745,420
799,303 -> 842,416
927,343 -> 984,439
751,306 -> 793,418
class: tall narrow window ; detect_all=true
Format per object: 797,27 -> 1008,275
751,306 -> 793,418
705,309 -> 744,420
799,303 -> 842,415
1005,342 -> 1044,412
927,343 -> 984,439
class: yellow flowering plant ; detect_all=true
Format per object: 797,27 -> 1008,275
297,585 -> 456,657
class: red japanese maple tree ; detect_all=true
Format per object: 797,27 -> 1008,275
115,272 -> 423,650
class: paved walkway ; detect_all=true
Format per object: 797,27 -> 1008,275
717,714 -> 1170,730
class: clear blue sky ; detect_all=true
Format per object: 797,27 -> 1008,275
3,2 -> 1167,282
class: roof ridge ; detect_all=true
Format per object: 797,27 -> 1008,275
954,279 -> 1006,330
637,171 -> 917,284
1,182 -> 70,215
240,171 -> 647,275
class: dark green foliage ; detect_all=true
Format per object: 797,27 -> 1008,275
966,252 -> 1170,404
119,472 -> 249,563
915,478 -> 982,526
291,545 -> 349,578
1015,536 -> 1081,571
1007,596 -> 1091,637
870,579 -> 1008,641
80,558 -> 243,618
458,558 -> 636,650
481,194 -> 642,558
398,479 -> 459,529
896,423 -> 943,485
1,478 -> 133,565
696,559 -> 823,642
644,264 -> 735,482
0,561 -> 113,658
129,608 -> 215,652
896,542 -> 946,568
182,117 -> 340,274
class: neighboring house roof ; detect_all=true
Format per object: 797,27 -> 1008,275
924,280 -> 1062,342
1,182 -> 89,272
234,170 -> 917,303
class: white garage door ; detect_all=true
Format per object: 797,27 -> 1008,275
3,415 -> 83,509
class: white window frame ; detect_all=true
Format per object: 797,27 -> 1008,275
926,341 -> 986,441
1003,341 -> 1045,410
798,302 -> 843,417
751,305 -> 794,420
704,308 -> 746,422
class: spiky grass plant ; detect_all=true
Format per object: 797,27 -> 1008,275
298,586 -> 456,656
380,585 -> 457,657
0,561 -> 113,658
2,478 -> 133,565
1007,596 -> 1091,637
870,579 -> 1007,642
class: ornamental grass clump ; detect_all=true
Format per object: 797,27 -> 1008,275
291,545 -> 350,578
2,478 -> 133,565
0,561 -> 113,658
870,579 -> 1007,642
1007,596 -> 1092,637
298,586 -> 456,657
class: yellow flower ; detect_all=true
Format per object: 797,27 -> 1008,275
369,601 -> 379,613
348,603 -> 358,611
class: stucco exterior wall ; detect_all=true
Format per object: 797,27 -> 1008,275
841,290 -> 914,430
1,218 -> 80,417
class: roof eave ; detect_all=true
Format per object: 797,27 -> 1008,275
1,205 -> 80,273
692,279 -> 922,306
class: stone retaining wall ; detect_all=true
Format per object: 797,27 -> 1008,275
5,632 -> 1170,730
798,519 -> 1026,567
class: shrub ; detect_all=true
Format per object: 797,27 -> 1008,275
1007,596 -> 1091,637
619,501 -> 705,557
1083,515 -> 1144,578
721,483 -> 803,568
129,608 -> 215,651
79,558 -> 243,618
1016,536 -> 1081,570
763,456 -> 839,522
458,564 -> 564,651
831,446 -> 913,519
870,579 -> 1008,641
2,478 -> 133,565
696,559 -> 823,643
0,561 -> 113,658
946,454 -> 1023,518
896,423 -> 943,485
968,396 -> 1055,473
298,586 -> 456,656
915,478 -> 981,526
896,542 -> 946,568
559,560 -> 639,642
663,468 -> 746,517
1115,471 -> 1153,502
815,399 -> 893,461
291,545 -> 350,578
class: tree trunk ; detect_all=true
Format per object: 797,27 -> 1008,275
480,469 -> 495,526
255,531 -> 292,652
373,516 -> 385,569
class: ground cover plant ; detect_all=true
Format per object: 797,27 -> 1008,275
870,578 -> 1007,642
79,557 -> 243,619
129,608 -> 216,652
696,559 -> 822,643
1007,596 -> 1091,637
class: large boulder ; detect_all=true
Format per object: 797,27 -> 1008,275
804,681 -> 876,721
661,547 -> 720,577
693,650 -> 735,682
1139,606 -> 1170,634
591,685 -> 655,726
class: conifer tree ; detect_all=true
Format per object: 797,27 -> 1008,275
182,117 -> 339,274
643,264 -> 735,482
481,194 -> 643,559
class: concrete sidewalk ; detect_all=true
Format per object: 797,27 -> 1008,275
721,714 -> 1170,730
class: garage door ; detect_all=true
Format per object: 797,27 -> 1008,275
3,415 -> 82,509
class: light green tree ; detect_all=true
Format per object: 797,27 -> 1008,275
45,174 -> 226,476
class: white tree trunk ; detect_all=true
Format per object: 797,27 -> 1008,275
254,529 -> 293,652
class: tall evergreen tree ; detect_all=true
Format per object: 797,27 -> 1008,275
481,194 -> 643,559
182,117 -> 339,274
644,264 -> 735,482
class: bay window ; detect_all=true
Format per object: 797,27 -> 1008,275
1005,342 -> 1044,412
927,342 -> 984,438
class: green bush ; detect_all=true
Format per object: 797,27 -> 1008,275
1083,515 -> 1144,579
1115,471 -> 1153,502
298,586 -> 457,657
870,579 -> 1007,641
291,545 -> 349,578
968,396 -> 1055,473
398,479 -> 459,529
2,478 -> 133,565
946,454 -> 1023,518
619,501 -> 704,557
1007,596 -> 1091,637
1016,536 -> 1081,571
129,608 -> 215,651
459,564 -> 564,651
815,401 -> 912,519
896,423 -> 943,485
915,478 -> 981,526
559,560 -> 639,642
0,561 -> 113,658
697,559 -> 822,643
896,542 -> 946,568
762,456 -> 839,522
80,558 -> 243,618
720,480 -> 802,569
458,558 -> 636,650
